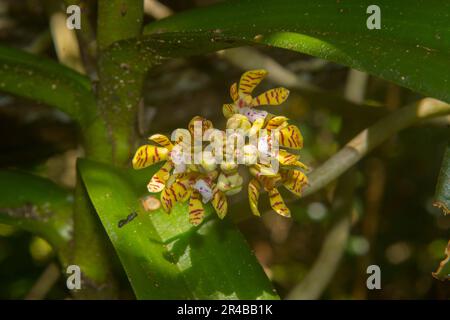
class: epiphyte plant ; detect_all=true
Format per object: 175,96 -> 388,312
132,69 -> 308,225
0,0 -> 448,300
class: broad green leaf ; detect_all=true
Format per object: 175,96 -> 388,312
0,45 -> 96,124
78,159 -> 278,300
138,0 -> 450,103
432,240 -> 450,281
434,145 -> 449,215
0,170 -> 73,265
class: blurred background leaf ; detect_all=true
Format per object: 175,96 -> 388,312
0,170 -> 72,266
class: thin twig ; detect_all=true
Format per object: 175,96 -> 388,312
286,58 -> 329,72
286,69 -> 368,299
287,216 -> 352,299
344,69 -> 369,104
302,98 -> 450,198
286,170 -> 357,300
25,263 -> 60,300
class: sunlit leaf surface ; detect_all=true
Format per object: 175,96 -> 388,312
79,159 -> 278,299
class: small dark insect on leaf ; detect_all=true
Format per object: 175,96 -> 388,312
118,211 -> 138,228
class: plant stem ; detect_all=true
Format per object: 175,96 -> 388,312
25,263 -> 60,300
97,0 -> 144,51
67,0 -> 147,299
96,48 -> 149,165
96,0 -> 146,166
303,98 -> 450,198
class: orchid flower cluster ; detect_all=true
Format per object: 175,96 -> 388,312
132,70 -> 308,225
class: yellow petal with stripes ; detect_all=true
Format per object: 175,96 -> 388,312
251,88 -> 289,107
160,187 -> 174,213
189,190 -> 205,226
259,175 -> 281,191
250,164 -> 279,177
248,179 -> 262,216
172,180 -> 191,203
238,69 -> 268,95
279,125 -> 303,149
292,160 -> 309,171
148,134 -> 173,151
132,145 -> 169,169
211,187 -> 228,219
282,170 -> 308,197
222,103 -> 236,118
177,172 -> 201,186
230,82 -> 239,101
268,188 -> 291,217
160,181 -> 190,213
265,116 -> 289,131
147,161 -> 174,193
278,149 -> 299,166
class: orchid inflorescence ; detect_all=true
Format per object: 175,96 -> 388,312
132,69 -> 309,225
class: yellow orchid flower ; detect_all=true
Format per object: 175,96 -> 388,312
222,69 -> 290,123
132,133 -> 176,194
132,116 -> 229,225
248,167 -> 309,218
160,172 -> 228,225
265,116 -> 304,150
133,115 -> 217,177
132,69 -> 308,225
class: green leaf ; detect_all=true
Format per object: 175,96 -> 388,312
78,159 -> 278,299
0,45 -> 96,124
0,45 -> 114,162
0,170 -> 73,265
434,145 -> 450,215
139,0 -> 450,102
